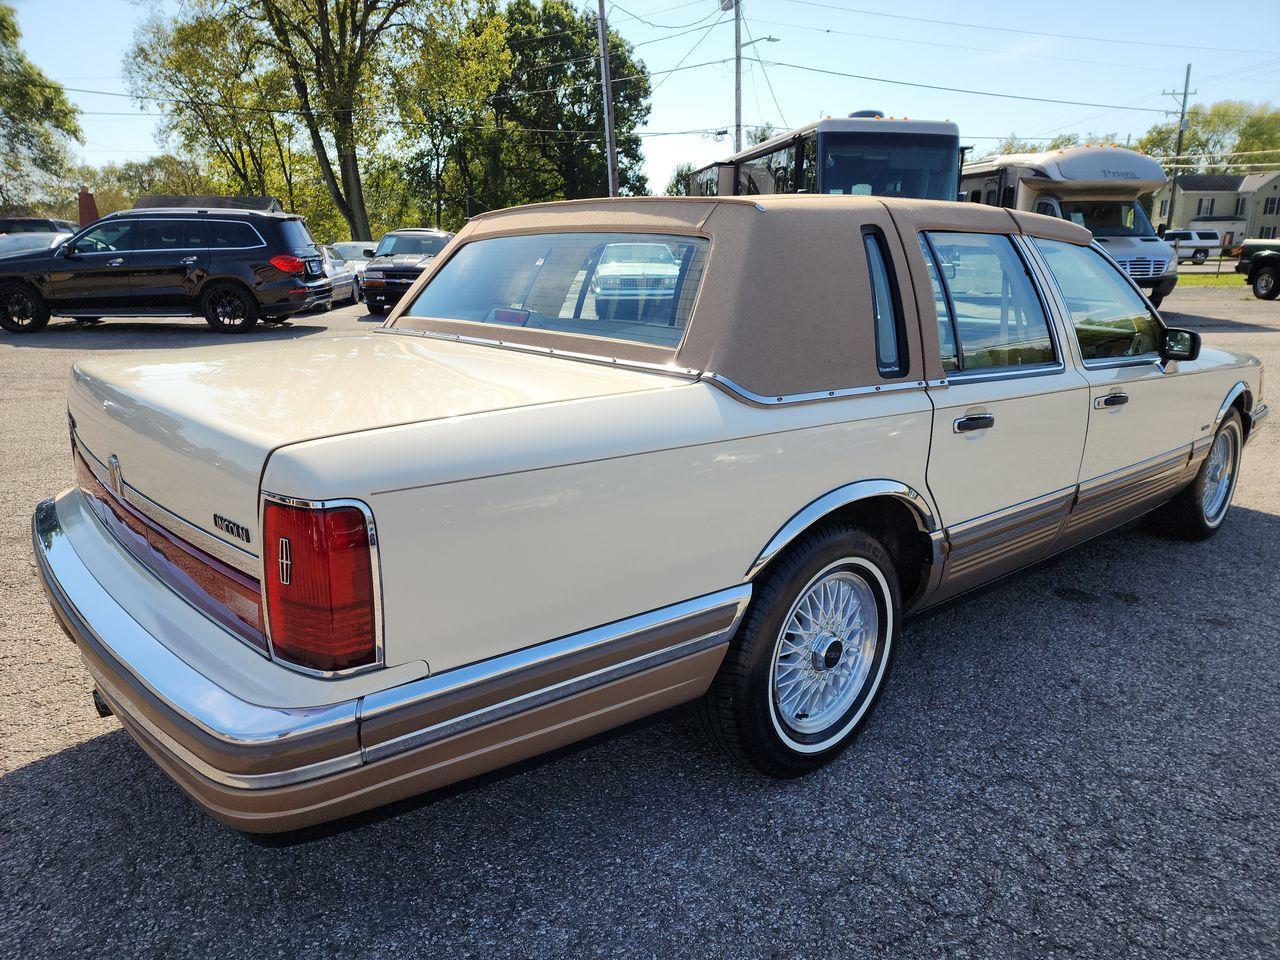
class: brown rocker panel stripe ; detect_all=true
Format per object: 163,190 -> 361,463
36,554 -> 358,778
359,604 -> 740,752
107,646 -> 726,834
943,492 -> 1073,582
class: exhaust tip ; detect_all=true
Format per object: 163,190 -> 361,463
92,688 -> 113,718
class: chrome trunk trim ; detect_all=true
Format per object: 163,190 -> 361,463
74,431 -> 259,574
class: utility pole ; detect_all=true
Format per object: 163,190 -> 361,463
1162,63 -> 1195,230
596,0 -> 619,197
734,0 -> 742,153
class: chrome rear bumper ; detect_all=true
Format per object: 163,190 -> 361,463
34,492 -> 748,832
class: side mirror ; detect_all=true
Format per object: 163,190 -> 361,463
363,248 -> 375,258
58,242 -> 75,258
1161,327 -> 1201,363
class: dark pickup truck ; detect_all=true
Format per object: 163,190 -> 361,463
360,227 -> 453,314
1236,239 -> 1280,300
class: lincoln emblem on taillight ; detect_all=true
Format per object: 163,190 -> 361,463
278,537 -> 292,585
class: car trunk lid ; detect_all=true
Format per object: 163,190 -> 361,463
68,331 -> 680,565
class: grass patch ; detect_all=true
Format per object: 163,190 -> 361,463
1175,273 -> 1247,288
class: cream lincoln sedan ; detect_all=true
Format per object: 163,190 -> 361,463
33,196 -> 1267,833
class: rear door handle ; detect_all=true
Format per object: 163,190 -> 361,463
106,258 -> 126,267
953,413 -> 995,433
1095,392 -> 1130,409
179,256 -> 199,265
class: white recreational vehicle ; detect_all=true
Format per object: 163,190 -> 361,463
961,145 -> 1178,307
691,111 -> 961,202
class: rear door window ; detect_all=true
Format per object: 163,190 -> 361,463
1033,238 -> 1161,362
923,232 -> 1056,373
134,219 -> 207,250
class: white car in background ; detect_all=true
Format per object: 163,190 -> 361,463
0,232 -> 71,258
1165,230 -> 1223,265
592,242 -> 680,299
320,245 -> 360,307
331,241 -> 373,291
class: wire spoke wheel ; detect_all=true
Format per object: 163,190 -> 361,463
771,566 -> 880,737
1201,423 -> 1239,525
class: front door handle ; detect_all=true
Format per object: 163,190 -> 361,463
106,258 -> 126,267
953,413 -> 995,433
1095,392 -> 1130,409
179,256 -> 199,265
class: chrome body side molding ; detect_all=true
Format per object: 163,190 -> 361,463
745,480 -> 940,582
358,585 -> 751,763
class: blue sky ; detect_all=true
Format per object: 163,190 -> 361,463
12,0 -> 1280,192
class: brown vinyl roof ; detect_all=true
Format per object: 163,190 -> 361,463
390,195 -> 1092,397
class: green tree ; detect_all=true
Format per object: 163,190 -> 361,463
0,2 -> 81,212
126,11 -> 306,207
493,0 -> 650,200
222,0 -> 416,239
1136,100 -> 1280,172
665,161 -> 694,196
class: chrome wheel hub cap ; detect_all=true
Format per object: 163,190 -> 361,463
773,569 -> 879,735
1201,428 -> 1237,523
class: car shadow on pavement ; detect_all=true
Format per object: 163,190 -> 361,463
0,318 -> 336,351
3,504 -> 1279,955
1160,309 -> 1278,334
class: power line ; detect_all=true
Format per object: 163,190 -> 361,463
748,16 -> 1158,72
776,0 -> 1280,55
750,58 -> 1171,113
650,12 -> 727,92
609,2 -> 721,31
742,18 -> 788,129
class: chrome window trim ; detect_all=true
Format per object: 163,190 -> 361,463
702,372 -> 928,406
941,361 -> 1067,386
258,492 -> 387,679
373,326 -> 702,380
67,217 -> 268,254
74,431 -> 260,572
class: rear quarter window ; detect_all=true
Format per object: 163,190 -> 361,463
209,221 -> 265,249
277,219 -> 318,253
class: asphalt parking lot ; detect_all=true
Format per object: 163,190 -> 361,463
1,288 -> 1277,959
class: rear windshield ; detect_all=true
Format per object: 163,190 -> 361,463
375,234 -> 450,257
402,232 -> 708,349
279,219 -> 318,253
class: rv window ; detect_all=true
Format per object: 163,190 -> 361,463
738,143 -> 796,195
968,190 -> 981,203
923,232 -> 1055,373
800,136 -> 817,193
1057,200 -> 1155,238
862,228 -> 908,378
821,131 -> 959,201
1033,239 -> 1161,362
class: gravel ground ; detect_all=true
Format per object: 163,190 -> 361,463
1,291 -> 1278,959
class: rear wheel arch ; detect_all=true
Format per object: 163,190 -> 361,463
747,483 -> 939,608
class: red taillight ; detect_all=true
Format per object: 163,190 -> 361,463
263,500 -> 378,673
269,254 -> 306,274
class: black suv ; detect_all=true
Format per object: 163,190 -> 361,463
361,228 -> 453,314
0,208 -> 331,334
